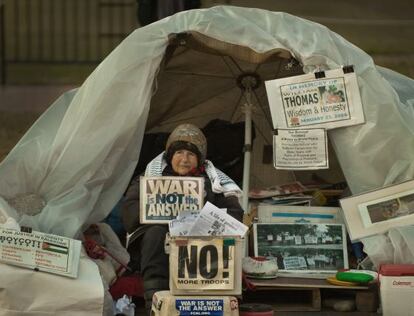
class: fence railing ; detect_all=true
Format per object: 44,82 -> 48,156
1,0 -> 138,83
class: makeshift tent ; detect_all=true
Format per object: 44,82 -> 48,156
0,6 -> 413,239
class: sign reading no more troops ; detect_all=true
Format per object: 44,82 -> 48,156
265,67 -> 365,130
171,238 -> 235,291
273,128 -> 328,170
140,176 -> 204,223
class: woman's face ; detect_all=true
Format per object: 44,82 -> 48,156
171,149 -> 198,175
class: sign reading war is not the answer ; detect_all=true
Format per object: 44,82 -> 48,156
273,128 -> 328,170
265,68 -> 365,130
171,238 -> 235,291
176,299 -> 224,316
140,176 -> 204,223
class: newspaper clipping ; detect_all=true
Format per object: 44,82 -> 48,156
188,202 -> 248,237
265,68 -> 365,130
140,176 -> 204,223
170,238 -> 235,290
0,228 -> 82,278
273,128 -> 328,170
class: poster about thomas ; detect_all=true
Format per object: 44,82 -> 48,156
140,176 -> 204,223
170,239 -> 235,291
265,68 -> 365,130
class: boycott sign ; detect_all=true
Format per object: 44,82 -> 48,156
0,228 -> 81,278
265,67 -> 365,130
176,299 -> 224,316
273,128 -> 328,170
170,238 -> 235,290
140,176 -> 204,223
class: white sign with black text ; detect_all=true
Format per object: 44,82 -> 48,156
273,128 -> 328,170
265,67 -> 365,130
0,228 -> 81,278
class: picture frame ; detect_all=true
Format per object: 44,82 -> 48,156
253,223 -> 348,274
340,179 -> 414,241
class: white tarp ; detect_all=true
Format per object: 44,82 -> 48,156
0,252 -> 104,316
0,6 -> 413,238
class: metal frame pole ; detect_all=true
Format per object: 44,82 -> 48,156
242,89 -> 253,212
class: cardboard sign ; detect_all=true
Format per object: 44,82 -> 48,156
265,67 -> 365,130
0,228 -> 81,278
140,176 -> 204,223
273,128 -> 328,170
170,238 -> 235,290
175,299 -> 224,316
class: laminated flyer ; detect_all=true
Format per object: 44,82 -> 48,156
140,176 -> 204,223
265,67 -> 365,129
0,228 -> 82,278
273,128 -> 329,170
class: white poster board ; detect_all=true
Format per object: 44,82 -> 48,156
140,176 -> 204,223
265,67 -> 365,129
0,228 -> 81,278
340,179 -> 414,241
273,128 -> 328,170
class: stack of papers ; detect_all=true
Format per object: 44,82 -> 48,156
168,202 -> 248,237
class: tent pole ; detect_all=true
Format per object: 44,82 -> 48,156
242,91 -> 253,213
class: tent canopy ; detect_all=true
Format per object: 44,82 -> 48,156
0,6 -> 413,238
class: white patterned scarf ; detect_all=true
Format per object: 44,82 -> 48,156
145,152 -> 242,197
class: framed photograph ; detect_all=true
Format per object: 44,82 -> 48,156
257,205 -> 344,224
253,223 -> 348,274
340,179 -> 414,241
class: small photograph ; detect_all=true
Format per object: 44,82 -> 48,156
318,85 -> 346,104
365,193 -> 414,224
254,223 -> 347,273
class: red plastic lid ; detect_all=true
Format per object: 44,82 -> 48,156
379,264 -> 414,276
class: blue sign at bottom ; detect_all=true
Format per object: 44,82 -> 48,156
176,299 -> 224,316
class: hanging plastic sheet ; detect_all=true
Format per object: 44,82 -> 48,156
0,6 -> 413,239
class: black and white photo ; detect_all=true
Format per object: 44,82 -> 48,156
253,223 -> 348,273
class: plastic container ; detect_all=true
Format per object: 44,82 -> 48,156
379,264 -> 414,316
